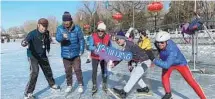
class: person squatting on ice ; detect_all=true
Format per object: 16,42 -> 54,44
88,22 -> 112,94
21,18 -> 60,99
109,32 -> 155,98
153,31 -> 206,99
56,11 -> 85,93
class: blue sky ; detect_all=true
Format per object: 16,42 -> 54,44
1,1 -> 82,29
1,1 -> 170,30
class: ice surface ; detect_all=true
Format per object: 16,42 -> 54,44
1,40 -> 215,99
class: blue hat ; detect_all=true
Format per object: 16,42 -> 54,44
62,11 -> 72,21
115,30 -> 127,40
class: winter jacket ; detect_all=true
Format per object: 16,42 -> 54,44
124,40 -> 149,62
56,25 -> 85,59
23,29 -> 51,59
88,33 -> 112,60
153,40 -> 187,69
113,40 -> 150,66
138,37 -> 152,50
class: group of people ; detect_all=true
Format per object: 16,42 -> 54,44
21,11 -> 206,99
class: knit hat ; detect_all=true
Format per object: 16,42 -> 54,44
140,30 -> 147,36
62,11 -> 72,21
38,18 -> 48,27
97,22 -> 106,31
115,30 -> 127,40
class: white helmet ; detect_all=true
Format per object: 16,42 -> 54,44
97,22 -> 106,31
155,31 -> 170,42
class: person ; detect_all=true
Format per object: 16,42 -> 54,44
21,18 -> 60,99
1,38 -> 4,43
127,30 -> 135,42
84,28 -> 92,63
153,31 -> 206,99
138,30 -> 155,61
88,22 -> 112,94
56,11 -> 85,93
110,32 -> 154,98
7,36 -> 10,42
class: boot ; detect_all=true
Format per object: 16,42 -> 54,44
113,88 -> 127,98
65,86 -> 72,93
162,93 -> 172,99
92,85 -> 97,93
78,84 -> 84,93
24,93 -> 35,99
51,84 -> 60,90
136,86 -> 150,93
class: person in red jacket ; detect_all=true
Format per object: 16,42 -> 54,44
88,22 -> 112,94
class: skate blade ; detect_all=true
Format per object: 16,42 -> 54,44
107,88 -> 122,99
136,92 -> 153,96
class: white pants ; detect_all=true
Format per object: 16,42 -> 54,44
123,59 -> 151,93
87,51 -> 91,59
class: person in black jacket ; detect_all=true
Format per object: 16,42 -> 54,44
109,32 -> 154,98
21,18 -> 60,99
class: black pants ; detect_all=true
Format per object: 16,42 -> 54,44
25,56 -> 55,95
92,59 -> 107,85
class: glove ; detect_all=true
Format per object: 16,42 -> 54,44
108,60 -> 114,68
128,65 -> 134,72
150,63 -> 155,67
21,40 -> 28,47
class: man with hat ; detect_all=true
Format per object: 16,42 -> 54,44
109,32 -> 154,98
56,11 -> 85,93
21,18 -> 60,99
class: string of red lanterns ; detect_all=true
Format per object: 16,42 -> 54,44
147,2 -> 163,12
112,12 -> 123,21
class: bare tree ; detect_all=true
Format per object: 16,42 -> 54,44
47,16 -> 58,37
23,20 -> 37,34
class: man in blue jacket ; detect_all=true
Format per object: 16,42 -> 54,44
21,18 -> 60,99
56,11 -> 85,93
153,31 -> 206,99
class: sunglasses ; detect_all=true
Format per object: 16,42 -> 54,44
98,30 -> 105,32
156,41 -> 165,44
115,38 -> 119,41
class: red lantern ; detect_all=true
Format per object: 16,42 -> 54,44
147,2 -> 163,12
83,24 -> 90,29
112,12 -> 123,21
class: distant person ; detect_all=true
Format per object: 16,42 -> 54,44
1,38 -> 4,43
153,31 -> 206,99
7,37 -> 10,42
138,30 -> 155,61
84,29 -> 92,63
21,18 -> 60,99
56,11 -> 85,93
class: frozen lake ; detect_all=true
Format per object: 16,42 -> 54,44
1,40 -> 215,99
